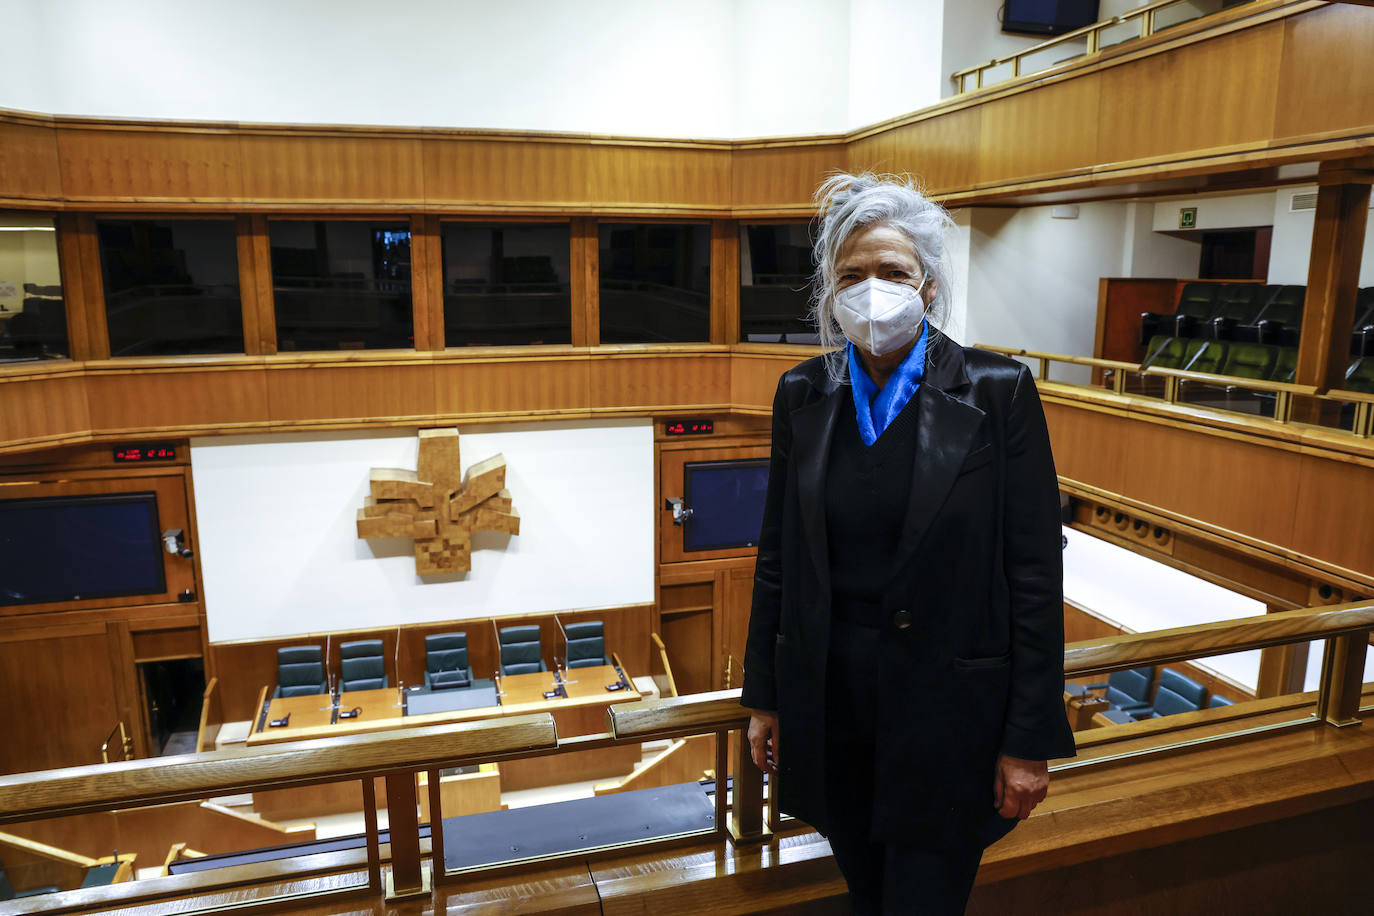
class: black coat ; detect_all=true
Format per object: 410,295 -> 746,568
740,332 -> 1077,849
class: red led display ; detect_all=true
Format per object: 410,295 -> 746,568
113,444 -> 177,463
665,420 -> 714,436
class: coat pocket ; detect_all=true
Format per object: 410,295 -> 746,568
953,652 -> 1011,670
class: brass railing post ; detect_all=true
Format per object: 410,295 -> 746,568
1274,390 -> 1292,424
728,726 -> 768,845
1353,401 -> 1372,438
1163,375 -> 1180,404
1037,356 -> 1050,381
1315,632 -> 1368,728
1112,368 -> 1127,395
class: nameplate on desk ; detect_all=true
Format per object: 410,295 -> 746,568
268,714 -> 290,728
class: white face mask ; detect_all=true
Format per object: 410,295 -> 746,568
833,276 -> 927,356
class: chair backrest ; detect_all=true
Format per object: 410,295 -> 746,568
1183,340 -> 1228,375
1208,694 -> 1235,708
1213,284 -> 1269,323
339,639 -> 387,692
1153,668 -> 1207,716
426,633 -> 469,675
1269,346 -> 1298,383
499,625 -> 545,676
1176,282 -> 1221,320
276,645 -> 326,698
1345,356 -> 1374,394
565,621 -> 607,669
1105,666 -> 1155,708
1254,285 -> 1305,326
1218,342 -> 1278,380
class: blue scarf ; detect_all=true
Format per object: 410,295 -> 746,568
847,321 -> 929,447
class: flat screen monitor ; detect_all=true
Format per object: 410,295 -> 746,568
0,492 -> 165,606
682,459 -> 769,552
1003,0 -> 1099,36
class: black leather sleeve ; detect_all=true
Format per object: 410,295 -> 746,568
740,373 -> 792,712
999,365 -> 1077,761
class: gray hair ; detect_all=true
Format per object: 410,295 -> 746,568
809,172 -> 956,384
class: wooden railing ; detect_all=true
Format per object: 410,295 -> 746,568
978,344 -> 1374,437
0,600 -> 1369,913
951,0 -> 1260,94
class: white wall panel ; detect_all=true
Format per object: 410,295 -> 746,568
191,420 -> 654,643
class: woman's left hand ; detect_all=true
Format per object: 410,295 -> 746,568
993,753 -> 1049,820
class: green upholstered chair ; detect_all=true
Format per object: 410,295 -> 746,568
275,645 -> 328,698
424,633 -> 472,690
498,625 -> 546,676
1141,336 -> 1207,371
1139,281 -> 1221,344
1269,347 -> 1298,383
1345,356 -> 1374,394
565,621 -> 610,669
1182,340 -> 1228,376
339,639 -> 387,692
1252,285 -> 1304,345
1209,283 -> 1271,339
1217,342 -> 1278,380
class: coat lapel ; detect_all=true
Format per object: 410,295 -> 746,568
889,335 -> 986,579
791,380 -> 845,598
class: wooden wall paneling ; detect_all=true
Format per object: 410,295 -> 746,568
0,471 -> 196,618
570,216 -> 599,347
263,358 -> 436,426
730,143 -> 845,213
1274,4 -> 1374,141
0,369 -> 91,454
236,134 -> 424,207
587,350 -> 732,414
0,626 -> 123,775
430,352 -> 589,420
1287,452 -> 1374,580
721,565 -> 755,691
131,626 -> 202,662
73,215 -> 110,360
421,138 -> 589,210
729,351 -> 800,412
850,107 -> 984,196
977,76 -> 1101,189
53,214 -> 92,360
235,215 -> 276,355
1295,167 -> 1371,391
1040,400 -> 1131,497
584,144 -> 731,213
410,214 -> 443,351
83,363 -> 271,436
54,126 -> 244,204
658,607 -> 713,697
658,443 -> 769,564
1117,419 -> 1305,552
0,117 -> 63,205
1096,278 -> 1179,363
709,221 -> 739,345
1096,24 -> 1284,170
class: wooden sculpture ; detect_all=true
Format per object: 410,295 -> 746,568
356,429 -> 520,575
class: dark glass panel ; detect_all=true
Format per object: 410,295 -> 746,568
442,223 -> 571,346
269,221 -> 413,351
739,223 -> 817,344
0,217 -> 67,361
598,223 -> 709,344
98,219 -> 243,357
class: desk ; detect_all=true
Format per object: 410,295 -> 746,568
246,666 -> 640,759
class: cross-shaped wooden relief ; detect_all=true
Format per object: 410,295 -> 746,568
355,429 -> 520,575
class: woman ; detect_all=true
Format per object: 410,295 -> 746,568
741,172 -> 1076,914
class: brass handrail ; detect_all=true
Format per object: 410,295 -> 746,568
99,722 -> 131,765
950,0 -> 1259,94
976,343 -> 1372,436
1065,599 -> 1374,676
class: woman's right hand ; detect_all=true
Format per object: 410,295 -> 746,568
747,711 -> 780,776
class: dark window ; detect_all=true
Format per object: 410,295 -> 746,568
269,221 -> 414,351
0,218 -> 67,361
98,219 -> 243,357
740,224 -> 817,344
442,223 -> 571,346
599,223 -> 709,343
